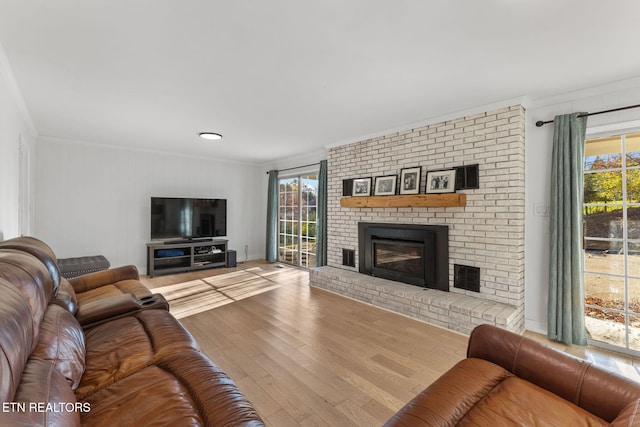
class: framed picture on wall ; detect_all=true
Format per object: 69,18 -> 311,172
426,169 -> 457,193
352,177 -> 372,196
399,167 -> 421,194
374,175 -> 397,196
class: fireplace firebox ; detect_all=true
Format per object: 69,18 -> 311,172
358,222 -> 448,291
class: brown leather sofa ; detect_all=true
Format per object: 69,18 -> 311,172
0,236 -> 265,426
385,324 -> 640,426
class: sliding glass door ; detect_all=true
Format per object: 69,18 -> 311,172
584,132 -> 640,355
278,173 -> 318,268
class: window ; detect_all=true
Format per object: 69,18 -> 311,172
583,132 -> 640,354
278,173 -> 318,268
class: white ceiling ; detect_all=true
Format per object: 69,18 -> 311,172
1,1 -> 640,164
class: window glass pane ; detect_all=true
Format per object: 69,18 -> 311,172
628,269 -> 640,352
629,208 -> 640,240
301,175 -> 317,207
625,133 -> 640,167
585,273 -> 624,308
629,243 -> 640,277
584,207 -> 623,239
586,311 -> 626,347
584,171 -> 623,203
630,278 -> 640,314
629,314 -> 640,352
628,169 -> 640,203
584,251 -> 624,275
584,239 -> 623,254
585,135 -> 621,170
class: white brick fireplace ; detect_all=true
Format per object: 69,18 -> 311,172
310,105 -> 525,334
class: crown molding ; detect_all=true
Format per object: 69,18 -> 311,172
0,42 -> 38,137
37,135 -> 261,167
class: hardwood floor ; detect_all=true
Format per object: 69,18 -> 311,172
141,261 -> 640,426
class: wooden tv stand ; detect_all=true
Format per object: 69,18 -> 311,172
146,239 -> 228,277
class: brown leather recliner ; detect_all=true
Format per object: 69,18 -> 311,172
0,236 -> 151,308
385,324 -> 640,426
0,236 -> 265,426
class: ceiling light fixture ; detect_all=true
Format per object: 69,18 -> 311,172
199,132 -> 223,140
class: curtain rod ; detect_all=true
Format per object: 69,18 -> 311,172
265,162 -> 320,174
535,103 -> 640,127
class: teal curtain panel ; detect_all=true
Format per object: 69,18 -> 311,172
316,160 -> 328,267
548,112 -> 588,345
265,170 -> 279,263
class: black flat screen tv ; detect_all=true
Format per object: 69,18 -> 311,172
150,197 -> 227,240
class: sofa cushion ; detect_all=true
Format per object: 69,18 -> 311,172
75,309 -> 199,399
31,304 -> 85,390
7,358 -> 82,427
0,280 -> 35,401
0,236 -> 61,294
386,357 -> 610,427
384,358 -> 513,426
0,250 -> 54,335
79,351 -> 264,427
460,376 -> 608,426
75,293 -> 142,326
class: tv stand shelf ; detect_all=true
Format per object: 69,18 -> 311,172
146,239 -> 228,277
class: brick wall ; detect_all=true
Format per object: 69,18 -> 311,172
326,105 -> 525,330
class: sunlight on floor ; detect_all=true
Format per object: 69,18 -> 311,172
153,267 -> 281,319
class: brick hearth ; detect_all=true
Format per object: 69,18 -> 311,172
310,266 -> 519,334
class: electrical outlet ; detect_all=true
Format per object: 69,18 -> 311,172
534,204 -> 550,217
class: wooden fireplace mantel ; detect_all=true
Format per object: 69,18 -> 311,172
340,193 -> 466,208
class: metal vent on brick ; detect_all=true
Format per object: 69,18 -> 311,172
342,179 -> 354,197
455,164 -> 479,190
342,249 -> 355,267
454,264 -> 480,292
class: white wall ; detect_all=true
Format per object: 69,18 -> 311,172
0,53 -> 36,240
525,76 -> 640,333
35,137 -> 265,273
262,148 -> 327,176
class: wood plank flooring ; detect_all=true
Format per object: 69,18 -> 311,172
141,261 -> 640,426
142,262 -> 468,426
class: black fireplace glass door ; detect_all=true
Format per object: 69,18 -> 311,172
372,239 -> 425,284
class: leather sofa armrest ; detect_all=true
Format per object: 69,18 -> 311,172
467,325 -> 640,422
76,293 -> 141,326
68,265 -> 140,293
